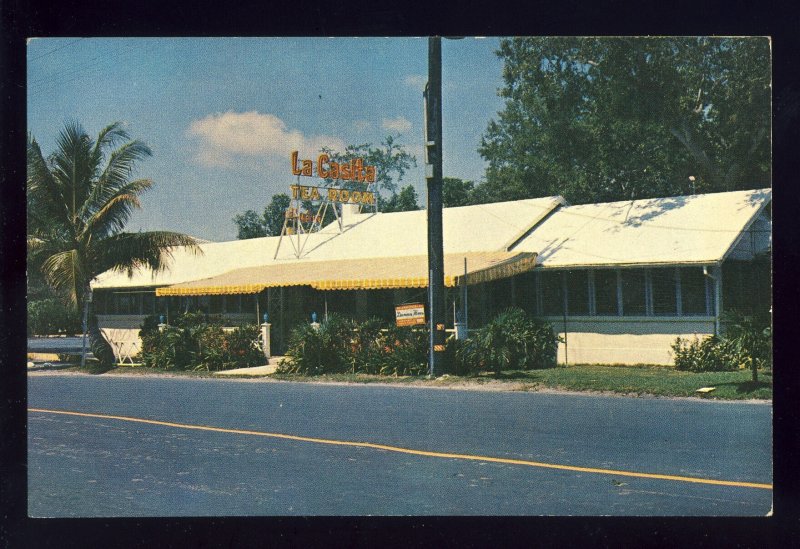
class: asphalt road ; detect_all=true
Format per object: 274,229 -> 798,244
28,337 -> 85,352
27,374 -> 772,517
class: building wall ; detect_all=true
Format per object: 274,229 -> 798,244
544,316 -> 716,365
95,255 -> 768,366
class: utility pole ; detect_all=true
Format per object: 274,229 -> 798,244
425,36 -> 446,376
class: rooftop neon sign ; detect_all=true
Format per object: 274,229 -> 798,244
291,151 -> 377,183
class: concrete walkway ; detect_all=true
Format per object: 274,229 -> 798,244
212,357 -> 285,376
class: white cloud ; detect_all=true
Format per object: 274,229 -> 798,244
403,74 -> 426,91
381,116 -> 413,134
186,111 -> 345,167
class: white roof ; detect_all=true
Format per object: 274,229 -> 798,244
92,197 -> 562,289
92,189 -> 771,290
304,197 -> 564,260
512,188 -> 772,268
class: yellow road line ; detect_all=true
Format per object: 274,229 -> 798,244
28,407 -> 772,491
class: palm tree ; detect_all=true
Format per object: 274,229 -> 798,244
27,121 -> 200,371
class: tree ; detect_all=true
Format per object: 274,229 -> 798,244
442,177 -> 476,207
480,37 -> 771,204
320,134 -> 416,201
264,193 -> 291,236
27,121 -> 199,370
232,193 -> 291,240
381,185 -> 420,213
233,209 -> 267,239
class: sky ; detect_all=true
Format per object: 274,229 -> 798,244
27,37 -> 507,242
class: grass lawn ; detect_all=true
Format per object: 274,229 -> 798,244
56,363 -> 772,401
271,364 -> 772,400
481,364 -> 773,400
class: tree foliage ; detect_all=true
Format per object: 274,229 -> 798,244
233,209 -> 267,239
233,193 -> 291,239
480,37 -> 771,204
381,184 -> 420,212
442,177 -> 476,207
320,134 -> 416,200
265,193 -> 292,235
27,121 -> 200,369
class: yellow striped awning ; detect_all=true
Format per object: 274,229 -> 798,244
155,252 -> 537,297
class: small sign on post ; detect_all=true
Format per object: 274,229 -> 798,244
395,303 -> 426,327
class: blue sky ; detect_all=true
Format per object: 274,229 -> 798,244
27,37 -> 506,241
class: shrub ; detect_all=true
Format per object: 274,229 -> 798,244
223,324 -> 265,369
372,324 -> 429,376
720,310 -> 772,381
457,308 -> 560,375
27,298 -> 82,336
445,336 -> 474,376
140,324 -> 194,370
279,316 -> 430,376
139,312 -> 263,371
348,317 -> 386,374
279,314 -> 357,375
671,335 -> 738,372
672,310 -> 772,377
278,310 -> 559,378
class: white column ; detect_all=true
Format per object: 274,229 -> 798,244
261,322 -> 271,360
714,264 -> 723,335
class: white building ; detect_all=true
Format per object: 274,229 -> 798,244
92,188 -> 771,365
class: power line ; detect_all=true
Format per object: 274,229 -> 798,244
27,43 -> 160,98
27,42 -> 141,89
28,38 -> 85,62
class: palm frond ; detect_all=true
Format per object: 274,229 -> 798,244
91,231 -> 202,278
82,140 -> 153,219
27,136 -> 72,228
41,248 -> 87,306
50,121 -> 99,224
27,235 -> 46,258
91,122 -> 130,161
83,179 -> 153,239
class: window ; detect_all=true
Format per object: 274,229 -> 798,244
651,268 -> 677,315
565,270 -> 589,315
224,295 -> 242,314
517,271 -> 537,316
210,295 -> 224,314
490,278 -> 514,313
93,291 -> 107,314
326,291 -> 356,319
116,293 -> 137,315
142,292 -> 155,315
621,270 -> 646,316
153,296 -> 166,318
166,296 -> 181,317
681,268 -> 708,315
722,260 -> 771,315
594,270 -> 618,316
539,271 -> 564,316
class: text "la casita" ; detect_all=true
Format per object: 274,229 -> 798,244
291,151 -> 377,183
